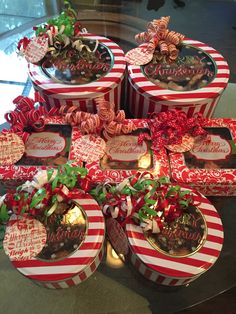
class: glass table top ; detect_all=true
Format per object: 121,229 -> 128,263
0,1 -> 236,313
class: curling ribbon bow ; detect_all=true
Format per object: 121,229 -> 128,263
138,109 -> 207,150
1,164 -> 88,219
90,173 -> 196,234
18,1 -> 88,60
3,93 -> 58,143
72,39 -> 98,53
135,16 -> 185,62
59,97 -> 137,138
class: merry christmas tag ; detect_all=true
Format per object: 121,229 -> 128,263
125,47 -> 153,66
106,217 -> 129,256
0,133 -> 25,165
3,216 -> 47,261
25,37 -> 48,63
74,135 -> 106,163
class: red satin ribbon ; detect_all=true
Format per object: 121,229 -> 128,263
17,37 -> 31,51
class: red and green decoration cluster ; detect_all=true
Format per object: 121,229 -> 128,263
90,173 -> 195,233
0,167 -> 196,247
34,1 -> 82,38
0,163 -> 90,223
17,0 -> 86,59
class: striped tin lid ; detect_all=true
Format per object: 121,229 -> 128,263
28,34 -> 126,100
128,39 -> 229,104
11,194 -> 105,282
126,189 -> 223,279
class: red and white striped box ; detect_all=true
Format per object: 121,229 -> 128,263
126,188 -> 223,286
127,39 -> 229,118
0,116 -> 81,189
84,119 -> 170,183
28,34 -> 126,112
8,194 -> 105,289
169,118 -> 236,196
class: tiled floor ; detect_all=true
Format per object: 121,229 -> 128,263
0,1 -> 235,313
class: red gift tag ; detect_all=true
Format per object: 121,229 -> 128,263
0,133 -> 25,165
165,134 -> 195,153
106,217 -> 129,256
125,47 -> 153,66
25,37 -> 48,63
3,216 -> 47,261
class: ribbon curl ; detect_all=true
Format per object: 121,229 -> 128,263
91,173 -> 196,234
138,109 -> 207,151
18,1 -> 89,62
135,16 -> 185,62
59,97 -> 137,138
0,163 -> 89,220
3,93 -> 58,143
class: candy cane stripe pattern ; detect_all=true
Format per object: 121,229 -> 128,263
126,189 -> 223,286
11,194 -> 105,289
127,39 -> 229,118
29,34 -> 126,112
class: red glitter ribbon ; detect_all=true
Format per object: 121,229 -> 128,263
139,109 -> 207,150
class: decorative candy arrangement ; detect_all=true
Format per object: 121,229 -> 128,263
18,1 -> 126,112
0,166 -> 224,287
0,7 -> 229,288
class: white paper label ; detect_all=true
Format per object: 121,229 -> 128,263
3,216 -> 47,261
106,135 -> 147,162
25,132 -> 66,158
74,135 -> 106,163
190,134 -> 231,161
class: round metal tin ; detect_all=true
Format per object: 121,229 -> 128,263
126,188 -> 224,286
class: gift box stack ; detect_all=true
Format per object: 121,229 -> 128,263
0,5 -> 231,288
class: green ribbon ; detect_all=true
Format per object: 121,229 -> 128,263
138,205 -> 157,222
35,1 -> 77,37
47,169 -> 54,182
229,140 -> 236,154
33,164 -> 88,212
0,204 -> 9,224
30,188 -> 47,208
0,225 -> 6,250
